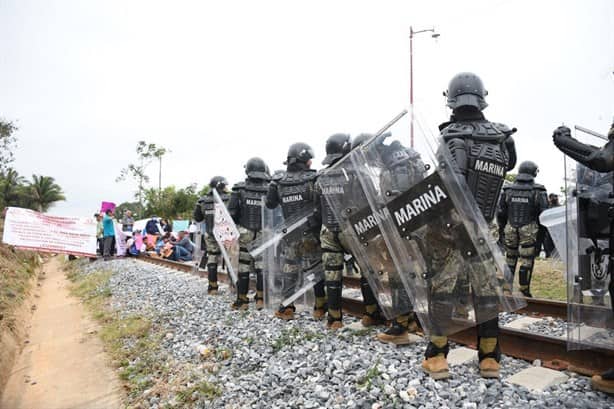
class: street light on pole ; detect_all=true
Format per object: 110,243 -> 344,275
410,26 -> 440,147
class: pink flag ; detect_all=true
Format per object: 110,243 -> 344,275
101,201 -> 116,213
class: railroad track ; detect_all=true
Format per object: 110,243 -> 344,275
135,255 -> 614,375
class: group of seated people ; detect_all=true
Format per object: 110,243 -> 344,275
132,216 -> 196,262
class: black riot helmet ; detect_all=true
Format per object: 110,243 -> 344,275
518,161 -> 539,177
351,133 -> 374,150
322,133 -> 351,165
381,140 -> 411,168
244,157 -> 270,180
445,72 -> 488,111
209,175 -> 228,191
285,142 -> 315,165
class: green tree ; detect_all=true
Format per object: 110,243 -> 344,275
116,141 -> 169,208
143,184 -> 198,220
28,175 -> 66,212
0,120 -> 18,172
115,201 -> 144,220
198,185 -> 211,197
0,168 -> 26,209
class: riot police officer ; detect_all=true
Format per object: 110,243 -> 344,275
553,123 -> 614,394
315,133 -> 386,329
497,161 -> 548,297
375,138 -> 425,343
422,72 -> 517,380
193,176 -> 230,295
265,142 -> 327,320
228,158 -> 271,310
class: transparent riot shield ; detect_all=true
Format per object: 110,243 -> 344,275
250,204 -> 323,312
212,189 -> 239,286
316,147 -> 415,320
192,223 -> 205,274
350,109 -> 526,337
565,156 -> 614,351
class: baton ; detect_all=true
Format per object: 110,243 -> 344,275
575,125 -> 608,141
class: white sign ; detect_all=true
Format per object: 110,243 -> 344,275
2,207 -> 97,257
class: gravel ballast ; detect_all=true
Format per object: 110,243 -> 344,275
77,259 -> 613,409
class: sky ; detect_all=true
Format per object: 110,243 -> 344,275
1,0 -> 613,216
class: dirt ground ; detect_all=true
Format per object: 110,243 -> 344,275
0,257 -> 122,409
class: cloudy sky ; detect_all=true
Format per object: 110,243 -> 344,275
1,0 -> 613,216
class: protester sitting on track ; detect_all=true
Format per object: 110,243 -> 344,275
145,216 -> 161,250
121,210 -> 135,232
171,230 -> 194,262
102,209 -> 116,261
160,218 -> 172,234
155,232 -> 173,255
125,238 -> 140,257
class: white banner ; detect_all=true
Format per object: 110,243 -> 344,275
114,224 -> 127,256
2,207 -> 97,257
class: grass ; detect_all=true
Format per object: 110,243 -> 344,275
66,264 -> 221,407
0,244 -> 40,332
357,359 -> 381,390
525,258 -> 567,301
271,326 -> 324,353
176,380 -> 221,404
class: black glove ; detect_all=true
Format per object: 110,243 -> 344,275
552,125 -> 571,143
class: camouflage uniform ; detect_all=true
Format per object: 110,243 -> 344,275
421,73 -> 517,378
193,185 -> 230,292
320,226 -> 381,323
498,165 -> 548,297
228,174 -> 270,307
265,150 -> 326,317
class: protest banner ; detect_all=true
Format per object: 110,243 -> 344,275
2,207 -> 97,257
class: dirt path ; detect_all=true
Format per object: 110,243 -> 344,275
1,257 -> 122,409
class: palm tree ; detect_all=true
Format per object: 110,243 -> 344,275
28,175 -> 66,212
0,168 -> 26,207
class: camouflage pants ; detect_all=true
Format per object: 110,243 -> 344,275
206,234 -> 221,266
425,221 -> 499,339
504,222 -> 538,290
321,226 -> 385,318
237,227 -> 263,299
280,230 -> 325,306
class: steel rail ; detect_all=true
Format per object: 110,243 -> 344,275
134,255 -> 614,374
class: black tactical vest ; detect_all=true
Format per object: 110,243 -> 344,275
277,170 -> 317,219
380,151 -> 426,194
203,191 -> 230,234
239,179 -> 269,231
505,176 -> 540,227
442,120 -> 513,222
319,168 -> 348,231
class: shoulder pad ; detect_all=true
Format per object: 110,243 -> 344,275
534,183 -> 547,191
492,122 -> 512,134
303,169 -> 318,181
232,181 -> 246,191
441,120 -> 511,142
197,196 -> 207,204
510,182 -> 533,191
272,172 -> 284,182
